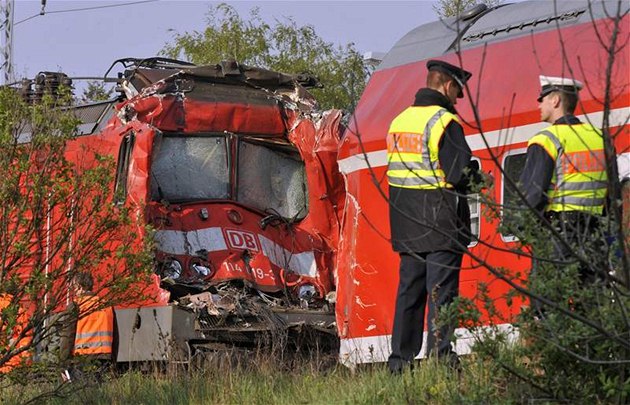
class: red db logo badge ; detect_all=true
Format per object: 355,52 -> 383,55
225,229 -> 260,252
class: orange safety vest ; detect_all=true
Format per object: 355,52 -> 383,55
73,294 -> 114,356
0,293 -> 32,372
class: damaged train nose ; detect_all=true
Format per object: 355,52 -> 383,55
107,58 -> 344,360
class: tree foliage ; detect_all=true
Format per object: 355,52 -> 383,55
433,0 -> 504,18
464,195 -> 630,402
0,87 -> 152,386
80,81 -> 114,104
161,4 -> 368,112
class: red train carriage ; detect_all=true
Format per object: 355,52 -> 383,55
336,0 -> 629,365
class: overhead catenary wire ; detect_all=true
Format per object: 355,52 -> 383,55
15,0 -> 159,26
14,14 -> 39,27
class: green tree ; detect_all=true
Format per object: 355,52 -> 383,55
161,4 -> 368,112
433,0 -> 504,18
80,81 -> 114,103
0,86 -> 152,398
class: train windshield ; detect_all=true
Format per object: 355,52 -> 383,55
150,136 -> 229,202
237,141 -> 308,220
150,135 -> 308,219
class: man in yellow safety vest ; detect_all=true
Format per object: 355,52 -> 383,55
519,75 -> 608,284
386,60 -> 477,373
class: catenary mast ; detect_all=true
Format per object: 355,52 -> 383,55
0,0 -> 14,84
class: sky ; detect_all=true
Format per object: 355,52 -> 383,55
10,0 -> 441,87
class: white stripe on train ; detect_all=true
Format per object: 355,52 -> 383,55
154,227 -> 317,277
338,107 -> 630,178
339,324 -> 518,367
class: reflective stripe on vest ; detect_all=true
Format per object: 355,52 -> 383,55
73,295 -> 114,356
386,106 -> 457,189
527,123 -> 607,214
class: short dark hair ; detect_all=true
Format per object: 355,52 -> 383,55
74,272 -> 94,292
557,91 -> 578,114
426,70 -> 454,90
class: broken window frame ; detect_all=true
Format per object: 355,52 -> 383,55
114,131 -> 135,205
235,137 -> 309,221
149,133 -> 230,203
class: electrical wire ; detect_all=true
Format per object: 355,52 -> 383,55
15,0 -> 159,26
15,14 -> 40,26
46,0 -> 159,15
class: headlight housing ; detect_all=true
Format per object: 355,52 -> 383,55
160,258 -> 183,280
190,258 -> 214,280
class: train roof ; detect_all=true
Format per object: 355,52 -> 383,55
111,58 -> 321,95
378,0 -> 619,71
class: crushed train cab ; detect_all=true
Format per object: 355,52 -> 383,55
26,58 -> 345,362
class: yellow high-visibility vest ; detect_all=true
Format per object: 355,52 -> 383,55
386,106 -> 458,189
528,123 -> 608,214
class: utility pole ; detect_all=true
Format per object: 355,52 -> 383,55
0,0 -> 14,84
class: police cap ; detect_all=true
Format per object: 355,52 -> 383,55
537,75 -> 583,102
426,60 -> 472,98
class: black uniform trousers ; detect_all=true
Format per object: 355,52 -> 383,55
547,211 -> 603,282
388,250 -> 461,372
531,211 -> 604,316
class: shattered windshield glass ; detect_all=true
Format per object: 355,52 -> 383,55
237,141 -> 308,219
150,136 -> 229,202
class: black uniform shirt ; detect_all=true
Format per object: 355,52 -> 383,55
519,115 -> 581,212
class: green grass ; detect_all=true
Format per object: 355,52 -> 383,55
0,352 -> 530,405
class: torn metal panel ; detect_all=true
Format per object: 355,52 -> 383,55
172,284 -> 336,350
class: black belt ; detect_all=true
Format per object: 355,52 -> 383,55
545,211 -> 600,226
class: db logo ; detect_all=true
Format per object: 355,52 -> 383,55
225,229 -> 260,252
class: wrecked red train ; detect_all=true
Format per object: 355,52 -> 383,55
15,58 -> 346,362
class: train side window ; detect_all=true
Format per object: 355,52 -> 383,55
501,150 -> 527,241
114,132 -> 135,205
468,157 -> 481,247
